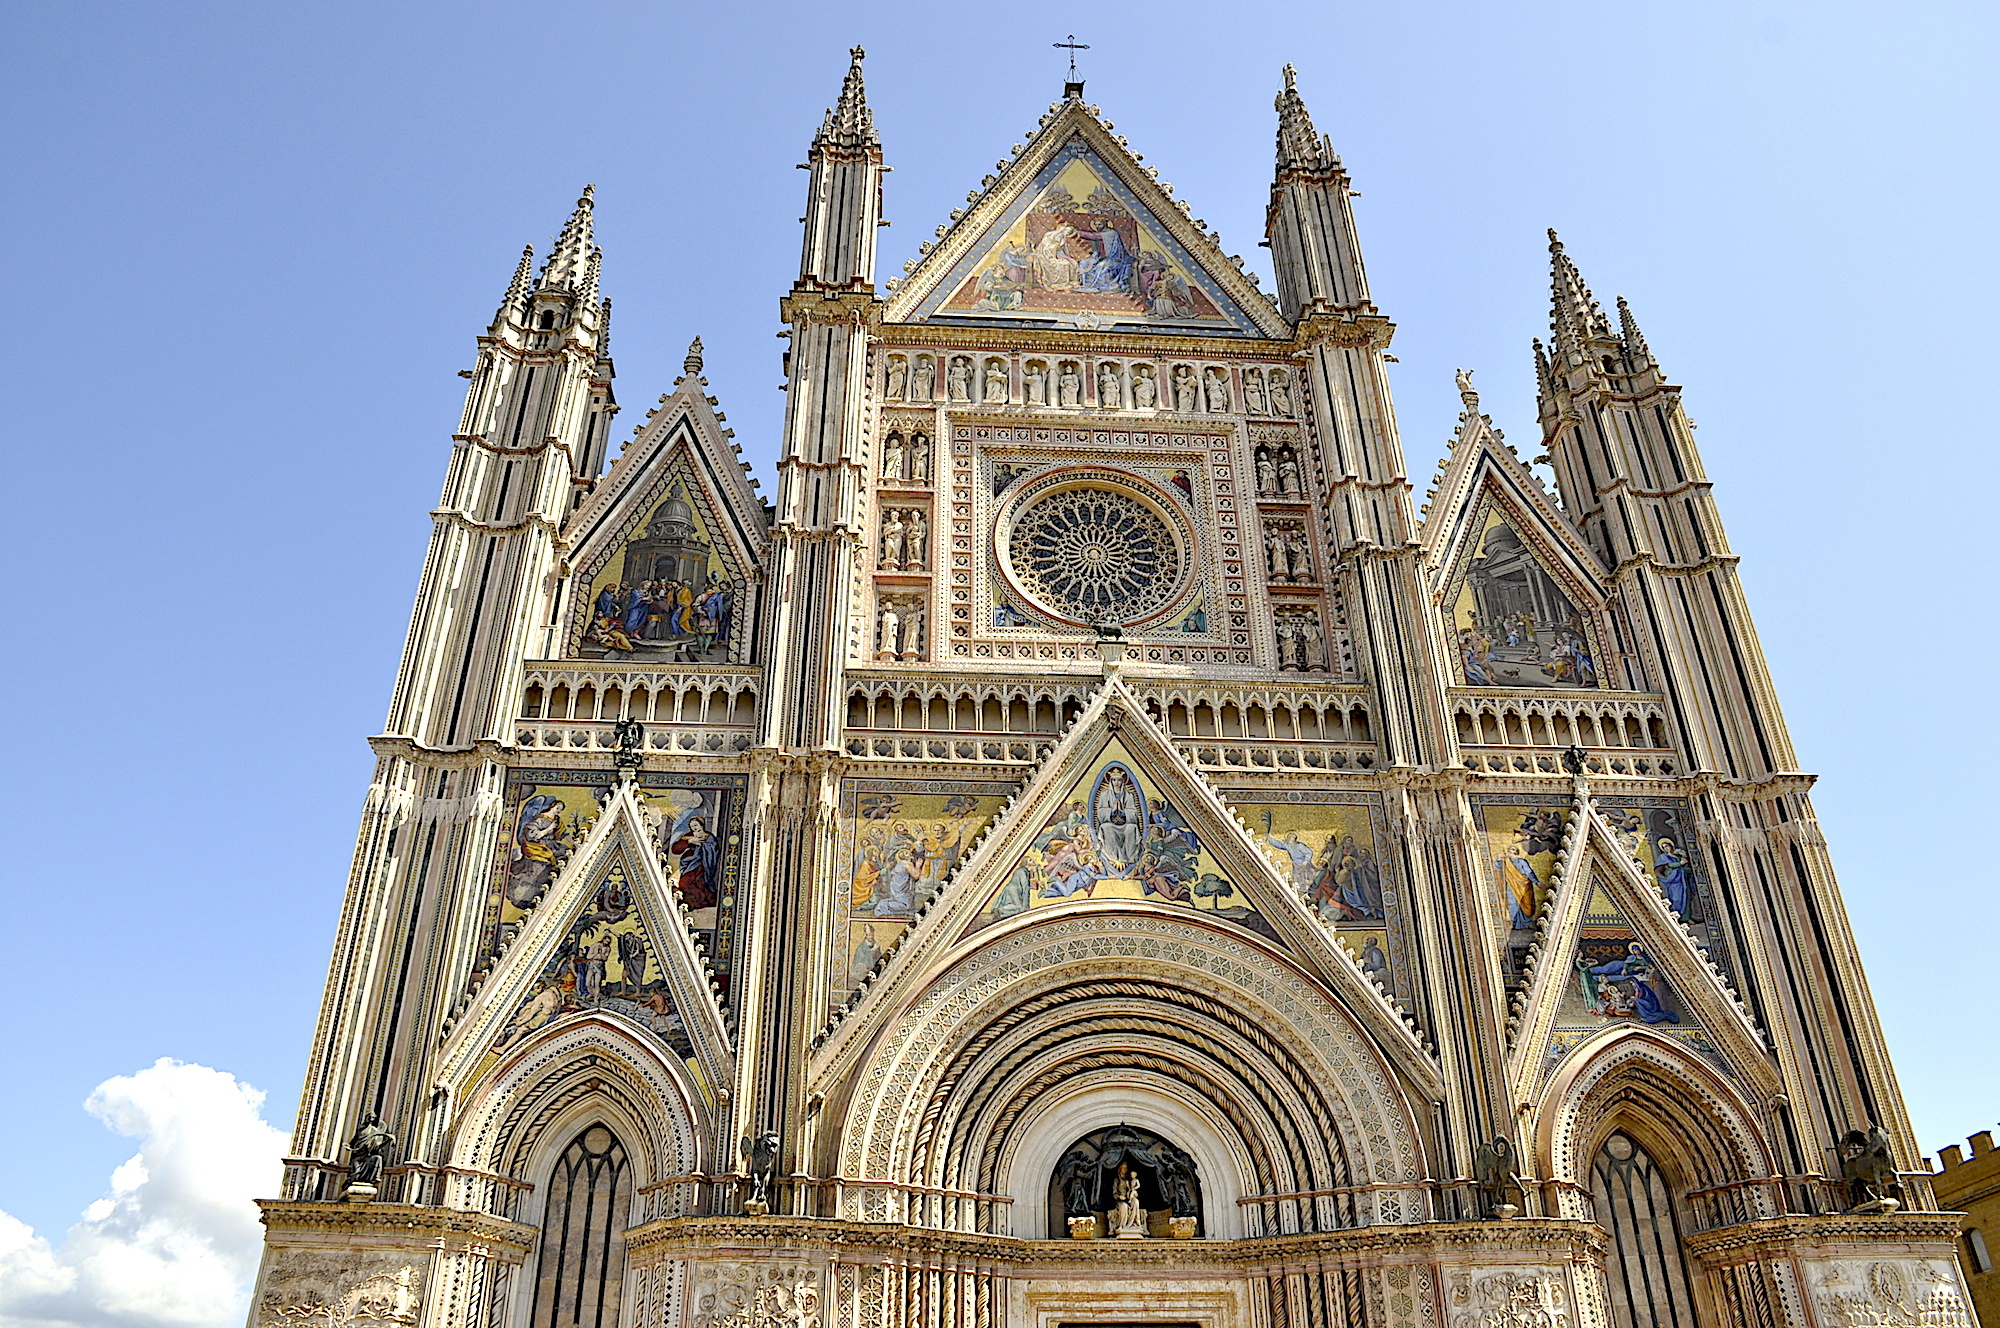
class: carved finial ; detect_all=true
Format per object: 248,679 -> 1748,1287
501,244 -> 534,312
1616,295 -> 1655,370
684,336 -> 704,378
817,45 -> 876,148
1546,229 -> 1614,358
1275,64 -> 1335,172
1283,62 -> 1298,92
1455,367 -> 1479,412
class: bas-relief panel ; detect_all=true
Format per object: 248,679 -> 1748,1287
1446,506 -> 1600,689
960,741 -> 1281,947
833,780 -> 1014,1001
485,770 -> 747,1002
1225,790 -> 1410,1001
914,140 -> 1261,335
571,473 -> 743,664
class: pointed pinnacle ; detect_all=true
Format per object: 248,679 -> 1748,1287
539,185 -> 597,292
684,336 -> 704,378
816,45 -> 877,149
1616,296 -> 1655,368
502,244 -> 534,310
1275,63 -> 1338,173
1547,228 -> 1614,349
578,246 -> 602,308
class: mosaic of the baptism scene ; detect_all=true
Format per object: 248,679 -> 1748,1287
488,857 -> 696,1064
573,476 -> 742,663
483,769 -> 747,1000
911,141 -> 1261,335
1224,789 -> 1407,1001
960,742 -> 1280,947
1474,795 -> 1726,979
833,779 -> 1014,1000
1446,506 -> 1600,689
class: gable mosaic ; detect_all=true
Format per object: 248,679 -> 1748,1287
572,474 -> 743,664
1445,506 -> 1600,689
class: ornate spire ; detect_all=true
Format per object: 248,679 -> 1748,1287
1547,229 -> 1614,355
501,244 -> 533,313
684,336 -> 704,378
577,246 -> 602,308
1533,337 -> 1555,399
1275,63 -> 1338,173
538,184 -> 596,291
1616,295 -> 1655,370
815,46 -> 876,149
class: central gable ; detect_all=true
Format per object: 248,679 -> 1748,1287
899,134 -> 1273,337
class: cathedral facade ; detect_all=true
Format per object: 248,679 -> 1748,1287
249,51 -> 1970,1328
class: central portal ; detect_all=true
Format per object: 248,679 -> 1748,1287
1048,1123 -> 1203,1239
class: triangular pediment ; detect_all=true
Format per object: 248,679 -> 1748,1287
559,370 -> 767,665
1427,412 -> 1613,689
1503,800 -> 1772,1104
885,105 -> 1288,339
813,678 -> 1439,1094
438,780 -> 734,1108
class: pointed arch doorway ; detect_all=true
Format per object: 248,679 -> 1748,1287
1590,1130 -> 1701,1328
528,1123 -> 633,1328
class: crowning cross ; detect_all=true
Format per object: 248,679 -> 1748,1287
1054,35 -> 1090,95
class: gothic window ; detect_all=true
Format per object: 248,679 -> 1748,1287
529,1124 -> 633,1328
1969,1227 -> 1993,1274
1590,1132 -> 1700,1328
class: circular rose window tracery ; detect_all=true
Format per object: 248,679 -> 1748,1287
1006,485 -> 1184,624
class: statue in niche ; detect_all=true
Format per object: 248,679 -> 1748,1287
1132,364 -> 1158,407
1269,369 -> 1293,415
1156,1144 -> 1200,1219
909,433 -> 931,481
881,433 -> 905,481
1265,532 -> 1287,581
1255,448 -> 1277,494
885,356 -> 907,400
1110,1164 -> 1146,1238
879,512 -> 905,568
1024,361 -> 1048,405
1473,1134 -> 1521,1218
1203,366 -> 1231,413
1057,1147 -> 1098,1219
1172,365 -> 1198,412
983,358 -> 1008,404
947,356 -> 972,402
904,512 -> 928,568
898,602 -> 925,658
876,602 -> 900,660
613,716 -> 646,769
1057,362 -> 1082,407
1244,368 -> 1268,415
1097,361 -> 1123,408
345,1111 -> 396,1191
741,1130 -> 780,1215
912,354 -> 935,402
1277,448 -> 1302,494
1285,530 -> 1310,581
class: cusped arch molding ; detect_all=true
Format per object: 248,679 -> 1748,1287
1542,1028 -> 1775,1230
446,1017 -> 708,1224
831,913 -> 1426,1232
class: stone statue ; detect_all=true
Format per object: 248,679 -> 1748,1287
983,359 -> 1008,404
741,1130 -> 781,1215
1172,365 -> 1198,412
1110,1163 -> 1146,1237
1244,368 -> 1268,415
345,1111 -> 395,1190
1097,361 -> 1122,408
1269,370 -> 1293,415
1299,616 -> 1325,669
876,603 -> 900,660
1839,1125 -> 1902,1212
1132,365 -> 1158,407
912,354 -> 934,402
1288,531 -> 1311,581
880,512 -> 904,568
1472,1134 -> 1521,1218
1265,532 -> 1285,580
1204,366 -> 1231,413
881,435 -> 905,480
613,717 -> 645,769
904,512 -> 928,567
909,433 -> 931,481
1561,745 -> 1589,775
947,356 -> 972,402
886,357 -> 907,400
1024,361 -> 1048,406
1277,449 -> 1302,494
1056,1147 -> 1098,1218
1255,450 -> 1277,494
1057,363 -> 1082,407
1455,366 -> 1478,409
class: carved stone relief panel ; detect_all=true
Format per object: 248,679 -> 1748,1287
1808,1259 -> 1971,1327
689,1261 -> 824,1328
254,1249 -> 425,1327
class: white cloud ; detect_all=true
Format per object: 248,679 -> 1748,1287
0,1059 -> 288,1328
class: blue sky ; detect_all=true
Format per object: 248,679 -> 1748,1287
3,0 -> 1996,1313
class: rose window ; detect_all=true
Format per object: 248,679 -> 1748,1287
1006,486 -> 1183,624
